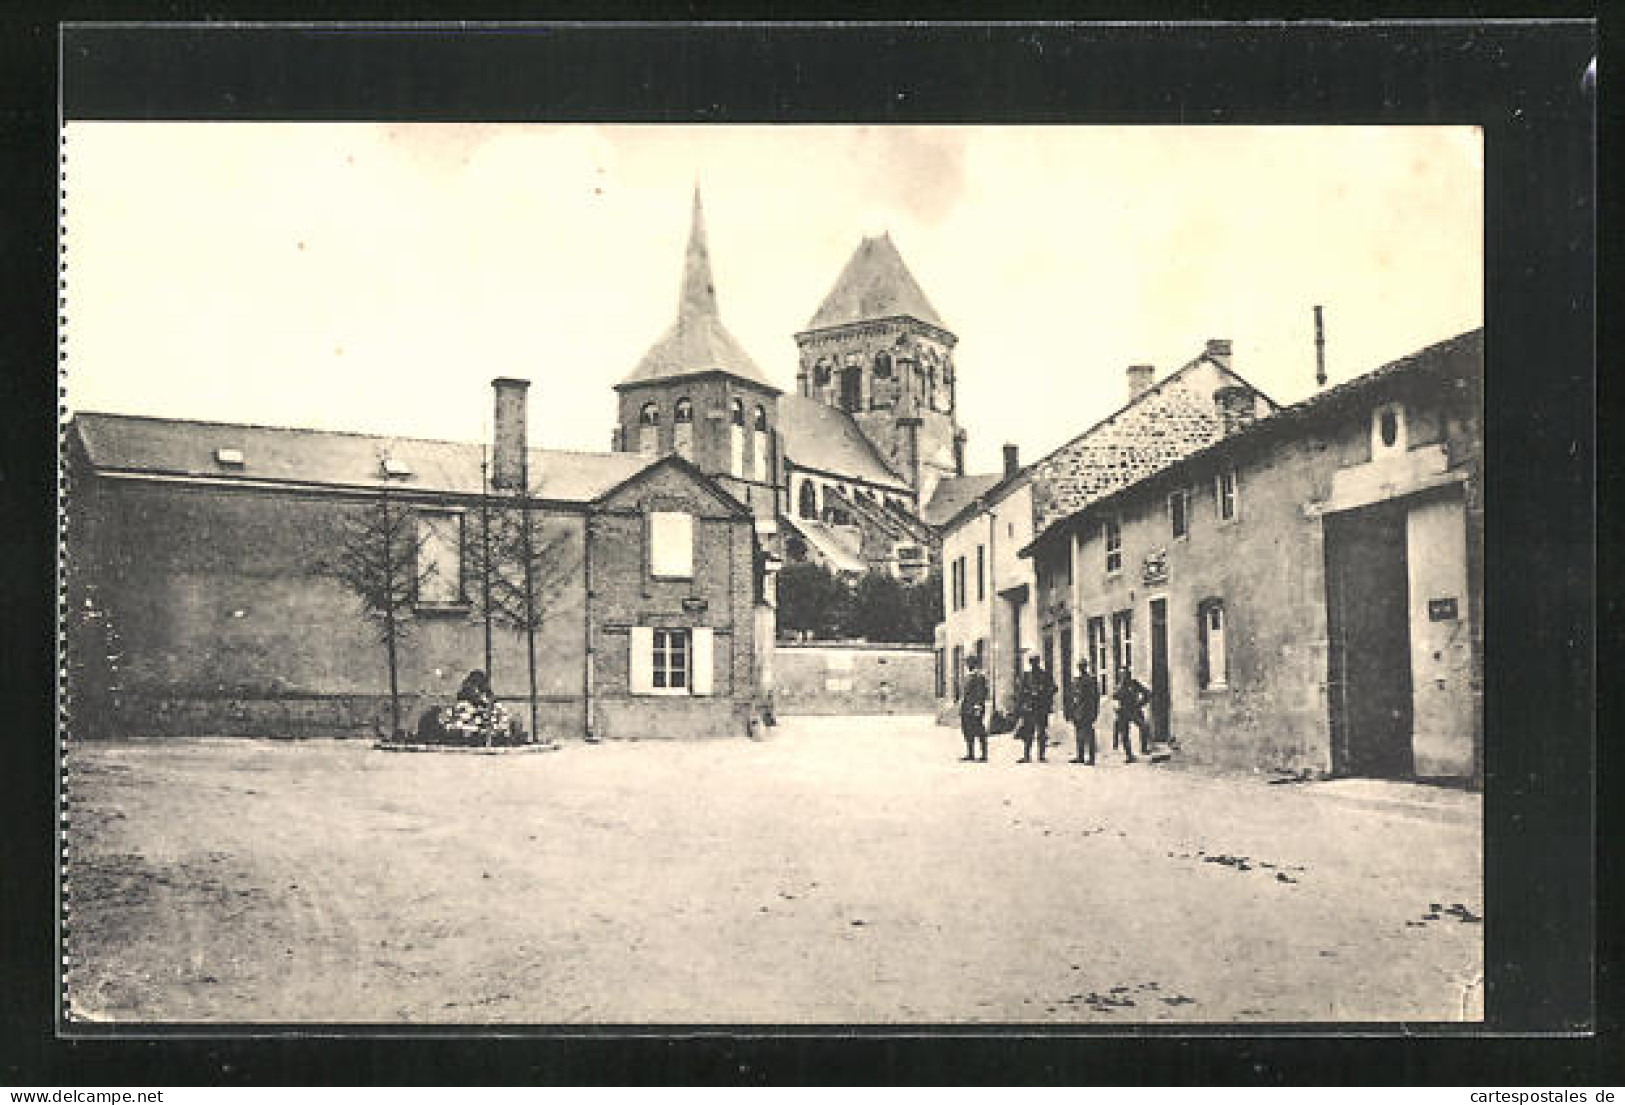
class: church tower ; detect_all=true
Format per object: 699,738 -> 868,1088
614,190 -> 781,523
794,233 -> 966,508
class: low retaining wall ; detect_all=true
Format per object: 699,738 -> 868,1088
72,693 -> 588,743
772,642 -> 936,716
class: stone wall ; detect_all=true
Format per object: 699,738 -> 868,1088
773,642 -> 936,715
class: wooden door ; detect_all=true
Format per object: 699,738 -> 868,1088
1325,503 -> 1414,777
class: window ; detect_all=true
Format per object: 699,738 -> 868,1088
976,544 -> 986,602
1111,609 -> 1133,681
637,402 -> 660,456
416,511 -> 463,606
797,479 -> 818,520
1087,616 -> 1109,694
950,556 -> 967,611
814,359 -> 832,387
1169,489 -> 1189,539
630,626 -> 714,696
729,399 -> 745,477
1372,402 -> 1407,457
1198,599 -> 1229,689
1104,516 -> 1123,574
1216,468 -> 1238,522
752,405 -> 770,478
673,398 -> 694,460
935,648 -> 946,698
874,351 -> 893,379
649,511 -> 694,579
951,644 -> 964,701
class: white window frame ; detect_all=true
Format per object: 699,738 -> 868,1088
1372,401 -> 1407,458
1104,516 -> 1123,575
630,626 -> 714,696
1200,599 -> 1229,690
1169,488 -> 1189,540
648,511 -> 695,580
1215,468 -> 1239,523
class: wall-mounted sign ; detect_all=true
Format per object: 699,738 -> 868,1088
1142,548 -> 1168,586
1427,597 -> 1458,622
682,597 -> 708,614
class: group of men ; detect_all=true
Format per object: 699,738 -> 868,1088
956,653 -> 1154,765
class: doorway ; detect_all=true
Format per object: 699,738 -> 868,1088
1324,502 -> 1414,777
1149,598 -> 1170,742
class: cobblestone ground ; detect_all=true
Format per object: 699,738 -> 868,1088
64,716 -> 1482,1024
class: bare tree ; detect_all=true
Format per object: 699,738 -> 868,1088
463,481 -> 578,743
323,485 -> 433,738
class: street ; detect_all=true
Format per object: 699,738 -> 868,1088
64,715 -> 1482,1024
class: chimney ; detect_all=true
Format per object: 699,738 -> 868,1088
1205,338 -> 1233,367
1126,364 -> 1155,401
1313,305 -> 1327,389
491,377 -> 531,491
1002,443 -> 1020,479
1213,384 -> 1257,437
953,429 -> 968,477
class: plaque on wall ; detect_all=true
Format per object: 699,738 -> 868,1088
1142,548 -> 1169,586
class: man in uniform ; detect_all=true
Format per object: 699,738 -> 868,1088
1015,654 -> 1057,763
958,654 -> 989,763
1111,668 -> 1152,762
1065,659 -> 1100,765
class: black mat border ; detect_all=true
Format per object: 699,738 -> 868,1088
3,12 -> 1608,1086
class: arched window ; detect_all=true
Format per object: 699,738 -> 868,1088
637,402 -> 660,456
673,397 -> 694,460
797,479 -> 818,520
873,351 -> 893,379
729,398 -> 745,477
752,404 -> 770,479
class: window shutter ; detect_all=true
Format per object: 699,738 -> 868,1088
630,626 -> 654,694
690,627 -> 714,696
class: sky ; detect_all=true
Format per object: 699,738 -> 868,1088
62,123 -> 1482,474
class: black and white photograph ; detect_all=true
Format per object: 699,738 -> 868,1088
57,114 -> 1496,1027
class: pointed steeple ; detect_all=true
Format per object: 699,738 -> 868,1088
616,189 -> 779,393
680,187 -> 720,320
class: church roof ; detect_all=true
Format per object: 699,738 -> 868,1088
803,233 -> 949,334
71,411 -> 659,503
618,190 -> 778,393
777,394 -> 911,492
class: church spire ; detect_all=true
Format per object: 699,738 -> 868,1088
680,186 -> 719,320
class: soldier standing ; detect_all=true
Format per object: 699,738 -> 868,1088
1111,668 -> 1151,762
1066,659 -> 1100,765
958,655 -> 989,763
1015,654 -> 1057,763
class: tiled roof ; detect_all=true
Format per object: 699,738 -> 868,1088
619,190 -> 778,393
778,394 -> 911,491
921,472 -> 1003,527
71,411 -> 659,503
1025,351 -> 1276,534
804,233 -> 949,333
782,514 -> 868,574
1020,327 -> 1484,555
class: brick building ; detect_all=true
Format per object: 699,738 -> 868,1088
64,378 -> 764,741
936,340 -> 1276,717
1021,329 -> 1483,783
